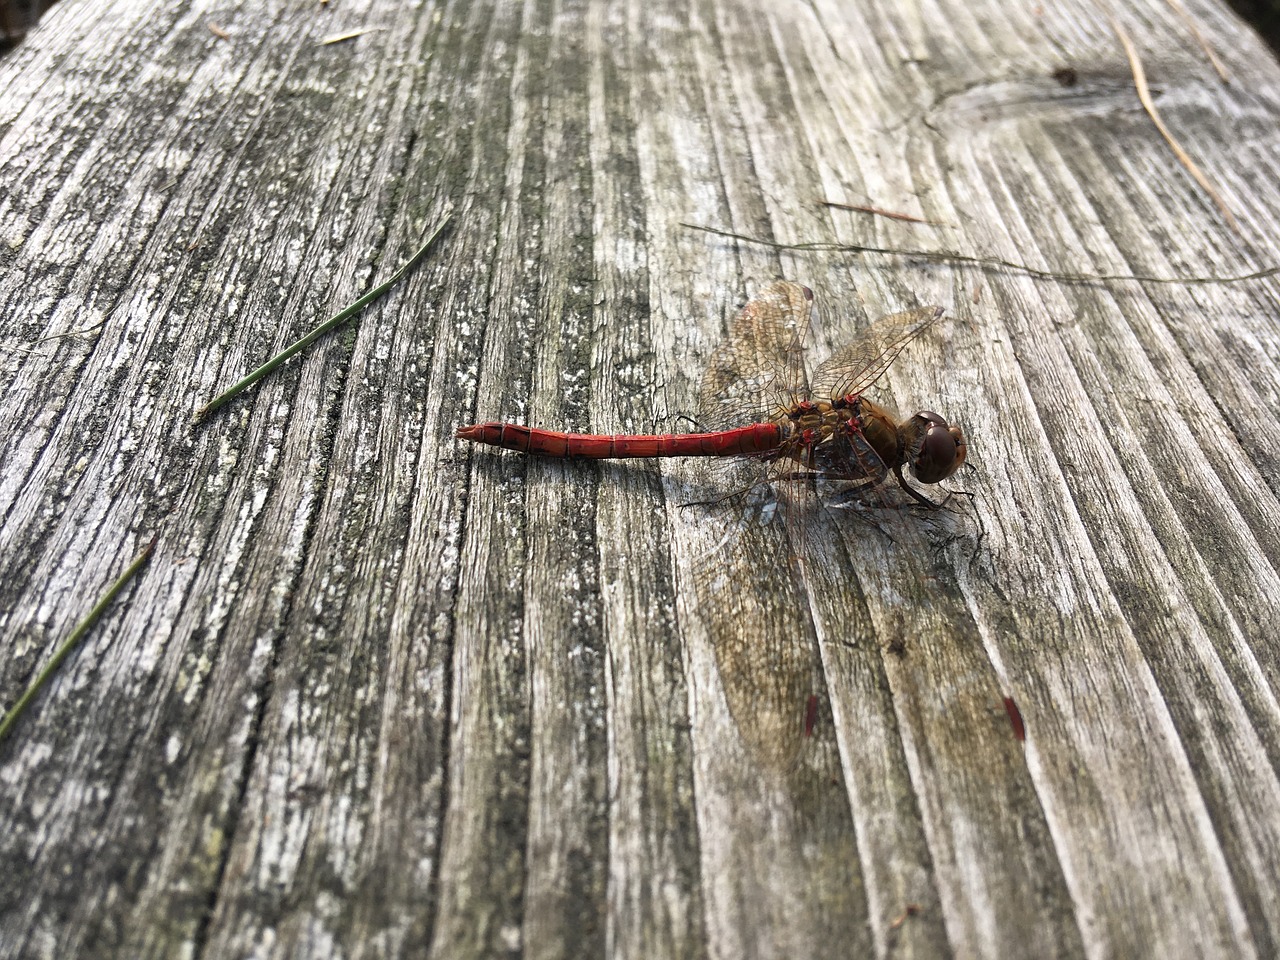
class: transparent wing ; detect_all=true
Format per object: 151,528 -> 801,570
696,281 -> 814,431
809,306 -> 944,402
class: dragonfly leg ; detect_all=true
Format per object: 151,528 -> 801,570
673,413 -> 710,432
893,464 -> 944,508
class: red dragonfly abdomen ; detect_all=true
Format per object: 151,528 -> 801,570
456,422 -> 784,459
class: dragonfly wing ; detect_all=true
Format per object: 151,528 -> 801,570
696,281 -> 814,432
809,305 -> 944,401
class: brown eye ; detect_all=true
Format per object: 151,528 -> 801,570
908,413 -> 966,484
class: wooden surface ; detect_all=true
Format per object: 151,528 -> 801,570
2,0 -> 1279,957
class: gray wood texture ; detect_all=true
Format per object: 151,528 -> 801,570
2,0 -> 1279,957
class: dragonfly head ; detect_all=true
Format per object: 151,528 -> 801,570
902,411 -> 967,484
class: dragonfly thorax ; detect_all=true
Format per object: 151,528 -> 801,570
769,394 -> 966,506
770,396 -> 902,474
840,396 -> 903,470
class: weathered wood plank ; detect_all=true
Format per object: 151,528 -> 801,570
2,0 -> 1280,958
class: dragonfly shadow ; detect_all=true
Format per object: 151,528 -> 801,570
682,463 -> 986,794
682,480 -> 848,802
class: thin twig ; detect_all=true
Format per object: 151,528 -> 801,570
33,320 -> 107,344
1113,18 -> 1239,232
819,199 -> 947,226
0,538 -> 156,745
196,207 -> 454,422
680,222 -> 1278,284
319,28 -> 380,45
1164,0 -> 1230,82
0,320 -> 107,354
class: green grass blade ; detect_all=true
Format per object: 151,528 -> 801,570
0,537 -> 156,745
196,208 -> 454,421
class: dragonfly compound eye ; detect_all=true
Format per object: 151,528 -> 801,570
907,412 -> 967,484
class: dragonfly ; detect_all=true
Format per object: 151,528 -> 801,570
456,280 -> 967,509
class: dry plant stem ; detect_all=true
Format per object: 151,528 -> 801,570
680,222 -> 1279,285
1163,0 -> 1230,82
1112,18 -> 1240,232
33,320 -> 107,344
196,208 -> 453,421
819,199 -> 947,225
0,538 -> 157,745
319,29 -> 379,45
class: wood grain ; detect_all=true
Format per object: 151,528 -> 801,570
2,0 -> 1279,957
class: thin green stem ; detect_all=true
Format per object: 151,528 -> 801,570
0,538 -> 156,745
196,208 -> 454,421
680,222 -> 1280,285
